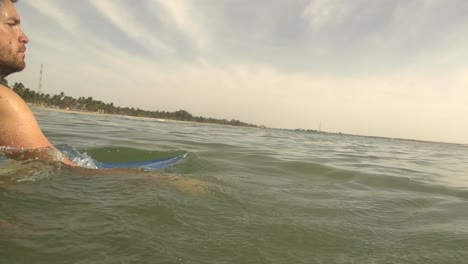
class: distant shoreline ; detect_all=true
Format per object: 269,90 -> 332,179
4,80 -> 259,127
28,103 -> 196,124
32,104 -> 106,116
30,104 -> 169,122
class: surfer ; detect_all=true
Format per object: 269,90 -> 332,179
0,0 -> 75,165
0,0 -> 208,196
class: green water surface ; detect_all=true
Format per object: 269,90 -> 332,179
1,108 -> 468,264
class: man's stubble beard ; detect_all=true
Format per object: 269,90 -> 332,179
0,46 -> 26,78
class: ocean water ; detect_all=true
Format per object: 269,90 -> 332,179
1,107 -> 468,264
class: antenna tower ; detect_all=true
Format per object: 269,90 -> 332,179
38,64 -> 43,93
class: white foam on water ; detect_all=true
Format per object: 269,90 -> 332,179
71,152 -> 98,169
0,145 -> 98,183
55,144 -> 98,169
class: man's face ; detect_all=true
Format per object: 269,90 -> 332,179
0,0 -> 29,78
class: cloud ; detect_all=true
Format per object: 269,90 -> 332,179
151,0 -> 210,51
302,0 -> 354,30
24,0 -> 79,33
88,0 -> 173,54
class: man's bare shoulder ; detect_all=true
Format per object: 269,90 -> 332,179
0,83 -> 52,149
0,84 -> 28,114
0,84 -> 18,98
0,84 -> 75,165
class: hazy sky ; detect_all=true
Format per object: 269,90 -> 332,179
7,0 -> 468,143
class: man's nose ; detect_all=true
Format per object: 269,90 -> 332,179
19,29 -> 29,44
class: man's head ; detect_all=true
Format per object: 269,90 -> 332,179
0,0 -> 28,79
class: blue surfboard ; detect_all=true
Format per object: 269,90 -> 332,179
95,153 -> 187,170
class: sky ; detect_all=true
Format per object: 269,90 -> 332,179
6,0 -> 468,144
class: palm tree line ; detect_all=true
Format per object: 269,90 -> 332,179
1,79 -> 259,127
